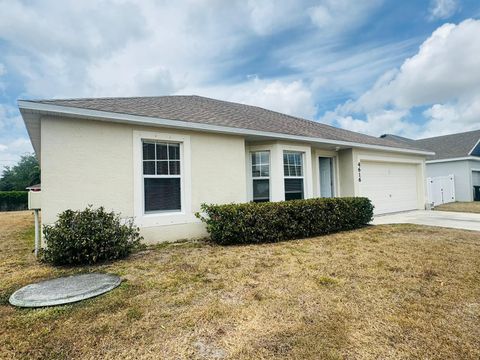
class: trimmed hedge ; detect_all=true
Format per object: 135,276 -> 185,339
0,191 -> 28,212
196,197 -> 374,245
42,206 -> 143,265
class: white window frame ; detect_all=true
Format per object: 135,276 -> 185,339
142,141 -> 182,213
133,131 -> 194,227
283,150 -> 305,200
251,150 -> 271,202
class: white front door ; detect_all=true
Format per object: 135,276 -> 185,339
359,161 -> 419,214
319,157 -> 334,198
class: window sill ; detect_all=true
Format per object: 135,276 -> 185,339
135,211 -> 199,228
144,209 -> 182,216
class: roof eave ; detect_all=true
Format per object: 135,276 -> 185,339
426,156 -> 480,164
19,107 -> 42,162
18,100 -> 435,157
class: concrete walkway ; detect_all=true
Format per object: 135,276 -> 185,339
372,210 -> 480,232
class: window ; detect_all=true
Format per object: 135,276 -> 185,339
284,151 -> 304,200
251,151 -> 270,202
142,141 -> 181,212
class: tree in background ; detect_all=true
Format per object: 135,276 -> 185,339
0,154 -> 40,191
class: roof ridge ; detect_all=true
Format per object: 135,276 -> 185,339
418,128 -> 480,141
380,133 -> 414,140
19,94 -> 198,103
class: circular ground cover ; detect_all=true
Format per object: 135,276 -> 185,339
9,273 -> 122,308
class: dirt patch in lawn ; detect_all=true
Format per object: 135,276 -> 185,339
1,211 -> 479,359
434,201 -> 480,214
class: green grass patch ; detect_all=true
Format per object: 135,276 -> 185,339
316,276 -> 340,286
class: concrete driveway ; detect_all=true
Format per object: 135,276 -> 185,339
372,210 -> 480,231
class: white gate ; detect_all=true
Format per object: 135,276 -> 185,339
427,174 -> 455,206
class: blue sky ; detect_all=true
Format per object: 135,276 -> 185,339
1,0 -> 480,167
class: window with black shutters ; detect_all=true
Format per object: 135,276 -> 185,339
142,141 -> 181,212
283,151 -> 304,200
251,151 -> 270,202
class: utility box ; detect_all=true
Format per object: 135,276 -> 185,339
26,184 -> 41,257
27,184 -> 41,210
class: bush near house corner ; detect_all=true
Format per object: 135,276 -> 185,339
196,197 -> 374,245
42,206 -> 143,265
0,191 -> 28,211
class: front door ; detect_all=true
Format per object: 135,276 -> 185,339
319,157 -> 334,198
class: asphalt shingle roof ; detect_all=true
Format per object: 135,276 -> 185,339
26,95 -> 428,152
381,130 -> 480,160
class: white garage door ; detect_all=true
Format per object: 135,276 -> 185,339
359,161 -> 419,214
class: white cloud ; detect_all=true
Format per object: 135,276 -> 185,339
309,0 -> 381,33
0,103 -> 23,132
0,0 -> 147,97
0,0 -> 388,100
0,1 -> 252,97
0,103 -> 32,166
228,78 -> 317,119
245,0 -> 382,37
328,109 -> 419,137
346,20 -> 480,111
428,0 -> 459,20
0,1 -> 257,97
246,0 -> 304,36
279,38 -> 419,103
184,77 -> 317,120
0,62 -> 6,93
324,19 -> 480,138
0,137 -> 33,167
0,1 -> 145,57
421,95 -> 480,137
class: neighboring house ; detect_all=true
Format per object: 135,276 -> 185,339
19,96 -> 433,243
381,130 -> 480,203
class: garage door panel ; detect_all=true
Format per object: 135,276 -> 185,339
360,161 -> 419,214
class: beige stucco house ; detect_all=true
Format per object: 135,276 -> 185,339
19,95 -> 433,243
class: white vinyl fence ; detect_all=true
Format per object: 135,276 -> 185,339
427,174 -> 455,207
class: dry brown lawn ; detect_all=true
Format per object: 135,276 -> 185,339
1,211 -> 480,360
434,201 -> 480,214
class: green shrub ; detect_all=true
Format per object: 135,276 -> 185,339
0,191 -> 28,211
42,206 -> 143,265
196,197 -> 374,245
